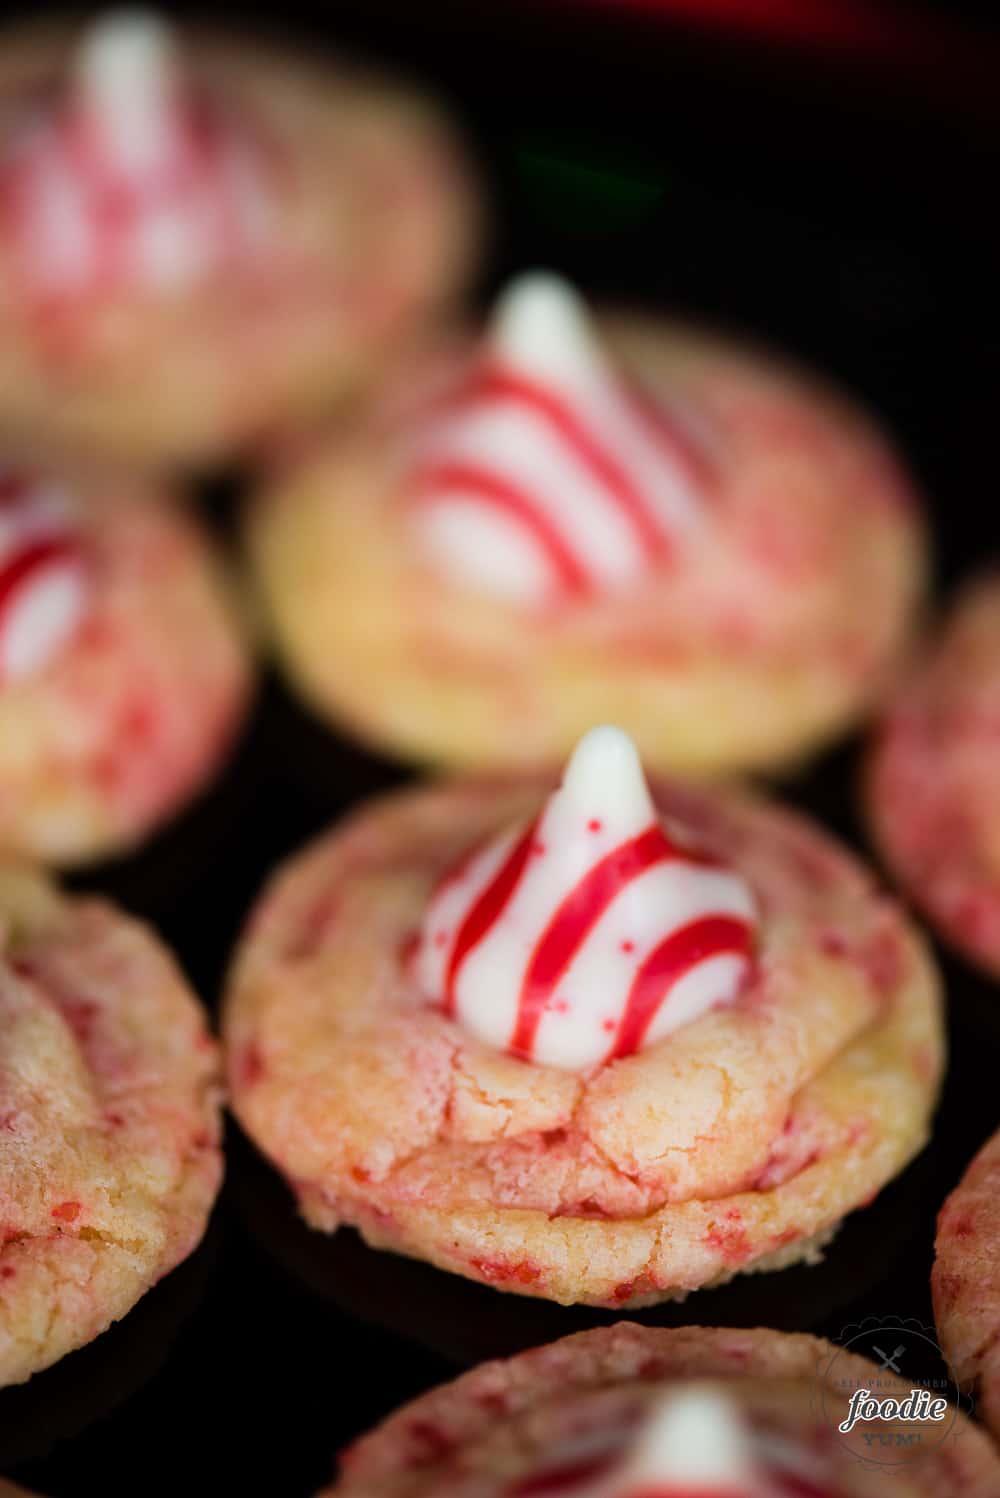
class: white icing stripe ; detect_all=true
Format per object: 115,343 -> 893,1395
416,727 -> 756,1072
409,274 -> 710,608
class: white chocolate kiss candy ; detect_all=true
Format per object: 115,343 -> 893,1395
0,473 -> 90,684
586,1386 -> 769,1497
0,9 -> 275,296
408,272 -> 714,608
77,9 -> 179,175
415,726 -> 756,1072
514,1386 -> 829,1497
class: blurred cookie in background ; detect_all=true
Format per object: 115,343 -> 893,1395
0,10 -> 483,470
0,460 -> 251,866
246,272 -> 927,777
866,574 -> 1000,979
323,1322 -> 998,1496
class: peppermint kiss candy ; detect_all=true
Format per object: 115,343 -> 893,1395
416,726 -> 756,1072
0,9 -> 275,299
513,1388 -> 827,1498
0,472 -> 90,683
408,273 -> 714,607
582,1387 -> 768,1498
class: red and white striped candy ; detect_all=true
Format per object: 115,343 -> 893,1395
416,726 -> 755,1072
0,472 -> 90,684
510,1387 -> 833,1498
0,11 -> 275,302
408,273 -> 717,608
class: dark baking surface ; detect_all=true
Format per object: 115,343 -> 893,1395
5,2 -> 1000,1493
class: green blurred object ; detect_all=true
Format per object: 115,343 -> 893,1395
514,129 -> 667,235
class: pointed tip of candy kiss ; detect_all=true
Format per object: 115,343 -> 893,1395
623,1385 -> 759,1487
77,8 -> 175,103
560,725 -> 653,818
490,270 -> 602,382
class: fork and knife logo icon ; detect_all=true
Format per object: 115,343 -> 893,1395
874,1343 -> 906,1373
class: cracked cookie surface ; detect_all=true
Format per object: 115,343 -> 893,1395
0,864 -> 222,1386
325,1322 -> 1000,1496
224,771 -> 944,1307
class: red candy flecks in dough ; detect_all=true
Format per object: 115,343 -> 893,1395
866,574 -> 1000,979
0,864 -> 223,1387
0,464 -> 251,866
223,765 -> 944,1309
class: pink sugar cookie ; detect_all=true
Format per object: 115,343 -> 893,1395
933,1125 -> 1000,1438
224,741 -> 943,1309
0,12 -> 481,469
323,1323 -> 1000,1496
0,864 -> 222,1387
0,461 -> 250,866
866,574 -> 1000,978
248,273 -> 926,776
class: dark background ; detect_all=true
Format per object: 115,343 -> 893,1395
4,1 -> 1000,1492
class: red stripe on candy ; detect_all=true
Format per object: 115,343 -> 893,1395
443,819 -> 540,1016
510,823 -> 672,1059
412,461 -> 593,598
508,1453 -> 617,1493
611,913 -> 752,1060
0,536 -> 79,646
462,364 -> 675,563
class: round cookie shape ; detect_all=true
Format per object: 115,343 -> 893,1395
0,864 -> 222,1387
0,460 -> 251,866
224,740 -> 944,1309
324,1323 -> 999,1496
932,1124 -> 1000,1437
865,574 -> 1000,978
247,273 -> 927,776
0,11 -> 481,469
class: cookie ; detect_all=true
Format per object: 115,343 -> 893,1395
0,461 -> 250,865
866,574 -> 1000,977
933,1124 -> 1000,1437
0,864 -> 222,1386
0,11 -> 480,468
325,1322 -> 1000,1496
225,725 -> 944,1308
247,272 -> 926,775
